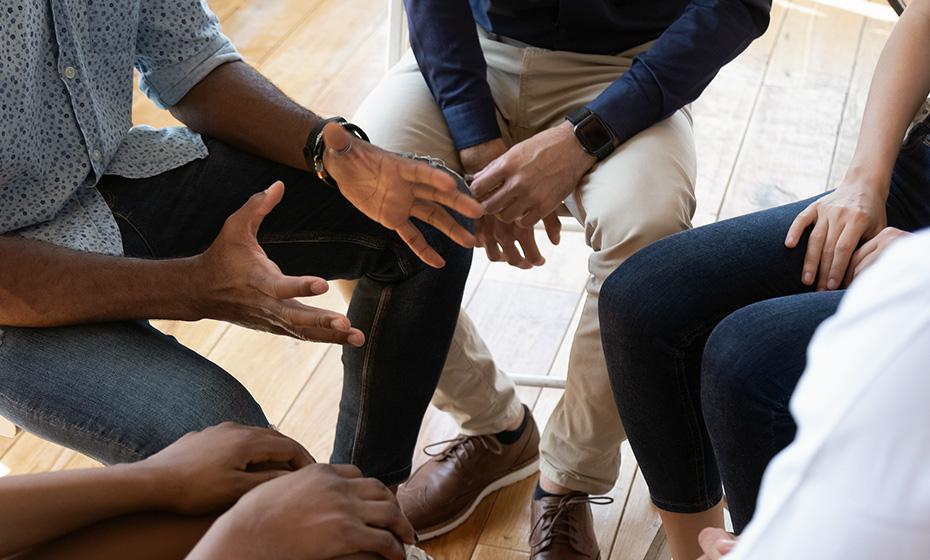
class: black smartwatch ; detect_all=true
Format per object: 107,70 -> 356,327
566,107 -> 616,161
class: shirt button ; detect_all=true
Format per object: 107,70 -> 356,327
91,149 -> 102,161
63,66 -> 77,80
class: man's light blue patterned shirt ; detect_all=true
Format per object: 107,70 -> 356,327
0,0 -> 241,255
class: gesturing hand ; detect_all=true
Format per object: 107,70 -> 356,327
136,422 -> 314,516
470,122 -> 596,227
189,464 -> 415,560
785,181 -> 887,291
323,124 -> 484,268
697,527 -> 738,560
194,181 -> 365,347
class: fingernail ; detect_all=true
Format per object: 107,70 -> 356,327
330,319 -> 350,332
348,332 -> 364,346
803,271 -> 813,284
827,278 -> 838,290
785,236 -> 794,246
311,280 -> 328,294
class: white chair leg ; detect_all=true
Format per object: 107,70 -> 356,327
509,374 -> 567,389
387,0 -> 407,70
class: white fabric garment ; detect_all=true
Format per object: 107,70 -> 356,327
727,229 -> 930,559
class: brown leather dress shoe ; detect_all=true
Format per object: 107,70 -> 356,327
529,493 -> 613,559
398,410 -> 540,540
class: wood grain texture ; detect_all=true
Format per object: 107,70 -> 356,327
690,1 -> 789,225
827,15 -> 896,186
718,0 -> 866,218
609,470 -> 664,560
0,419 -> 17,439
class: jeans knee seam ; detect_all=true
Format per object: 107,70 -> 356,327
349,285 -> 393,466
0,391 -> 144,462
672,353 -> 714,507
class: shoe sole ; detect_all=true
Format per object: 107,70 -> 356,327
416,456 -> 541,541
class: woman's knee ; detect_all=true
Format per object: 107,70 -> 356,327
599,229 -> 706,343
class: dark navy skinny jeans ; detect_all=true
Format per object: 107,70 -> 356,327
600,120 -> 930,532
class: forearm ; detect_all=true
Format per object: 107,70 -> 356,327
185,511 -> 242,560
844,0 -> 930,193
169,61 -> 318,171
589,0 -> 770,145
0,236 -> 200,327
406,0 -> 500,149
0,464 -> 163,557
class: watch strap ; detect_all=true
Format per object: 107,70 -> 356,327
303,117 -> 370,188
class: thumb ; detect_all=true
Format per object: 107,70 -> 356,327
236,181 -> 285,238
322,122 -> 353,156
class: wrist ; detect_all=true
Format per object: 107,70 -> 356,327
172,256 -> 210,321
557,121 -> 597,171
841,164 -> 892,198
459,138 -> 507,175
188,508 -> 251,559
111,461 -> 172,512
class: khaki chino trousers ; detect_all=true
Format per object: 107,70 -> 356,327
352,31 -> 696,494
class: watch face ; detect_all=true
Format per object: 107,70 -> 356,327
577,117 -> 613,154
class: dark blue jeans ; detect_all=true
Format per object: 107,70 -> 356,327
0,138 -> 472,487
600,121 -> 930,532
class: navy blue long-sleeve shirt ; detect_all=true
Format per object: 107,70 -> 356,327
405,0 -> 772,150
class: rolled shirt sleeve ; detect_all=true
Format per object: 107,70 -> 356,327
134,0 -> 242,109
406,0 -> 502,150
588,0 -> 771,145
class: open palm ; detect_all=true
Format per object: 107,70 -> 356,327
322,124 -> 484,268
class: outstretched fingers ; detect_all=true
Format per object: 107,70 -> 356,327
276,300 -> 365,346
397,220 -> 446,269
398,156 -> 458,193
411,183 -> 484,219
411,202 -> 476,249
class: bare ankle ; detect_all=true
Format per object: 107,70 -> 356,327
539,475 -> 574,496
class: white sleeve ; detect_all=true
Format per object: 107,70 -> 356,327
726,230 -> 930,560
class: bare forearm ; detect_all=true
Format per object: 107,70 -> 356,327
170,61 -> 319,171
0,465 -> 161,557
0,236 -> 200,327
846,0 -> 930,191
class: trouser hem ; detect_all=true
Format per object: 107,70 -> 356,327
456,394 -> 525,437
650,494 -> 725,515
539,456 -> 617,496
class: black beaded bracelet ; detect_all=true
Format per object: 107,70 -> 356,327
302,116 -> 370,188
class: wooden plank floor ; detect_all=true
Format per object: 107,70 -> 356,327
0,0 -> 899,557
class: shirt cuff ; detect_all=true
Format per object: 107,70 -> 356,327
441,99 -> 502,150
139,34 -> 242,109
586,69 -> 659,146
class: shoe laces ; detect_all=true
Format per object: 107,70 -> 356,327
423,434 -> 504,465
529,494 -> 614,551
405,545 -> 433,560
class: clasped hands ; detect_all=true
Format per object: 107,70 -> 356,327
462,121 -> 596,269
